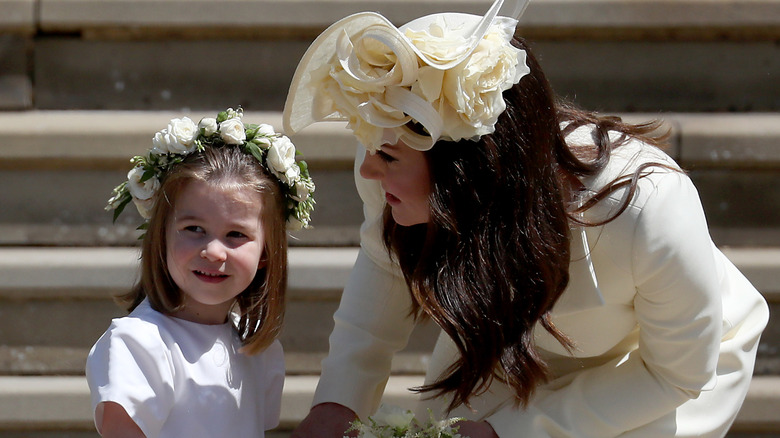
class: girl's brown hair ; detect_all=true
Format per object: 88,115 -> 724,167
118,145 -> 287,355
383,37 -> 672,411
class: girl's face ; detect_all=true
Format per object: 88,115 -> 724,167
166,179 -> 266,324
359,141 -> 431,226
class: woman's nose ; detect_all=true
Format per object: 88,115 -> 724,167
359,151 -> 383,180
201,239 -> 228,262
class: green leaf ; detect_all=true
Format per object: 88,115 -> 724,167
112,197 -> 131,223
245,127 -> 258,141
298,160 -> 310,176
216,111 -> 229,123
140,169 -> 156,183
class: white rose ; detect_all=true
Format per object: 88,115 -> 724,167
126,166 -> 159,201
132,196 -> 154,219
252,124 -> 276,149
150,118 -> 199,155
151,129 -> 174,155
257,123 -> 276,136
371,405 -> 415,429
441,24 -> 529,139
253,136 -> 273,149
219,118 -> 246,145
167,117 -> 198,148
267,136 -> 297,182
286,165 -> 302,185
199,117 -> 218,136
293,179 -> 312,202
406,21 -> 471,64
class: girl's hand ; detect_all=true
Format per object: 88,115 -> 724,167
291,402 -> 358,438
455,420 -> 499,438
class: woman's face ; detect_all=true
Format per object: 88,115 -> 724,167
359,141 -> 431,226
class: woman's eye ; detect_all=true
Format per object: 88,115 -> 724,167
377,151 -> 397,163
227,231 -> 247,239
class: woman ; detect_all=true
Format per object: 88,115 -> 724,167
282,0 -> 769,436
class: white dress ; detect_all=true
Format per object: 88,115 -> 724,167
310,127 -> 770,437
86,299 -> 284,438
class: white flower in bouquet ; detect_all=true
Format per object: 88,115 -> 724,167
346,404 -> 465,438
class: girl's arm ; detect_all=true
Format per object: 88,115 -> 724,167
99,402 -> 146,438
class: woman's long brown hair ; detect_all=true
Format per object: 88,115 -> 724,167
383,37 -> 673,411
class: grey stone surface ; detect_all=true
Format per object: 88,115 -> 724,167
0,170 -> 363,247
1,375 -> 779,433
690,169 -> 780,246
35,0 -> 780,34
31,38 -> 780,112
530,39 -> 780,112
33,38 -> 310,111
0,35 -> 32,109
0,0 -> 35,33
677,114 -> 780,168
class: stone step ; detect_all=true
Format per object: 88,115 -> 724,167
1,111 -> 779,246
0,246 -> 778,375
32,0 -> 780,37
0,246 -> 441,360
5,1 -> 779,111
21,39 -> 780,113
0,375 -> 778,435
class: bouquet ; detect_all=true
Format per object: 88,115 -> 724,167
346,404 -> 465,438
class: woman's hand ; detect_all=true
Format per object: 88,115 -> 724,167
291,402 -> 359,438
455,420 -> 499,438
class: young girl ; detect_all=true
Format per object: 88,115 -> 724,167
86,108 -> 315,438
282,0 -> 769,436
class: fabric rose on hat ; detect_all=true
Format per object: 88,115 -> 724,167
441,22 -> 529,140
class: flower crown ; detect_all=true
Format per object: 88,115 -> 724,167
106,108 -> 316,231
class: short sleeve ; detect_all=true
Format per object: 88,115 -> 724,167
261,340 -> 285,431
86,318 -> 175,437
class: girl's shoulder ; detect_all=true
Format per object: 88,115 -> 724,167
96,300 -> 170,353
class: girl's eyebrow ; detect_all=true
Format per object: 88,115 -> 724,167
172,213 -> 200,223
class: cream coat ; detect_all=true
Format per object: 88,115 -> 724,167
312,128 -> 769,437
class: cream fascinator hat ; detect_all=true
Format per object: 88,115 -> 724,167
283,0 -> 531,152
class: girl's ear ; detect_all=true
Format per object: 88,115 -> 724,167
257,253 -> 268,270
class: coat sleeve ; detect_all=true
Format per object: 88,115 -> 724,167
486,170 -> 723,437
311,146 -> 417,419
